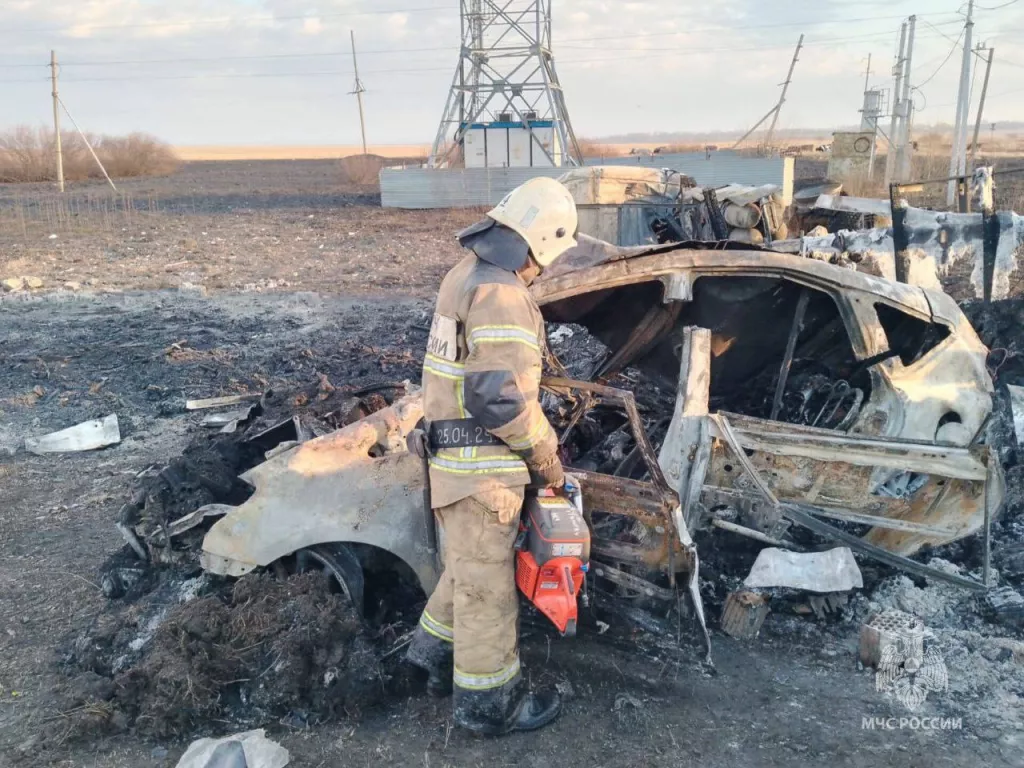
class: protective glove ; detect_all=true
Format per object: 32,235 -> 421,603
405,428 -> 430,459
527,453 -> 564,489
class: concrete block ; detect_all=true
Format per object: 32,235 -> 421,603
859,610 -> 924,669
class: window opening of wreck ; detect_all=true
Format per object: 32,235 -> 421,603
874,302 -> 951,367
542,275 -> 872,485
681,276 -> 870,429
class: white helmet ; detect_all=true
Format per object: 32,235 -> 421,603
487,177 -> 578,268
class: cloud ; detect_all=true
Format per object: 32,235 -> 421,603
0,0 -> 1021,144
383,12 -> 409,41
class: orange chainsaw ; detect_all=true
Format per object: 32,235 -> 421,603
514,479 -> 590,636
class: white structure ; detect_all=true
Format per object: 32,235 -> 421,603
428,1 -> 581,168
463,120 -> 563,168
885,16 -> 917,185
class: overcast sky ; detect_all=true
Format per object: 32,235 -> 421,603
1,0 -> 1022,146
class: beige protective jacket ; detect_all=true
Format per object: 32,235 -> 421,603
423,253 -> 559,509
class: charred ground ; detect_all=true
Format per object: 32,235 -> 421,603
1,161 -> 1023,767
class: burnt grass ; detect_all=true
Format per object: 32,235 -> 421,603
4,159 -> 1024,765
0,291 -> 432,754
56,571 -> 406,743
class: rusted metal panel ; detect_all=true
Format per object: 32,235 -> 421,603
710,413 -> 989,481
703,411 -> 1002,557
575,471 -> 671,525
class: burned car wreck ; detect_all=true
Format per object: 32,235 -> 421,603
117,235 -> 1005,646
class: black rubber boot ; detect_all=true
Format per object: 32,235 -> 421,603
406,627 -> 453,698
454,675 -> 562,736
509,689 -> 562,732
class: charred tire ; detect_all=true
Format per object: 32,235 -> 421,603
290,543 -> 367,620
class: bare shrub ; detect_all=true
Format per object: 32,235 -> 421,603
0,126 -> 178,183
0,126 -> 58,182
94,133 -> 180,178
338,153 -> 386,187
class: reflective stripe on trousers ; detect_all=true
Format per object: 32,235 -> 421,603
419,610 -> 454,643
454,657 -> 521,691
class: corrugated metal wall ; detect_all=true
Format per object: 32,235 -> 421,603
380,152 -> 794,209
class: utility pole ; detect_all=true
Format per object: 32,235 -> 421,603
948,0 -> 975,205
970,46 -> 994,167
732,34 -> 803,151
895,15 -> 916,179
50,50 -> 64,193
884,21 -> 908,186
349,30 -> 368,155
861,54 -> 879,179
764,34 -> 803,150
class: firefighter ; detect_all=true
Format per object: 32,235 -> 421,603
405,177 -> 578,735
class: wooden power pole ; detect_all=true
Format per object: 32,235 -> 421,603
970,46 -> 995,167
948,0 -> 975,205
764,34 -> 803,149
349,30 -> 368,155
50,50 -> 64,192
732,35 -> 804,151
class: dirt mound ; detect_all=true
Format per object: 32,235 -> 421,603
56,571 -> 409,743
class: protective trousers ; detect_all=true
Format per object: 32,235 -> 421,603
406,486 -> 526,732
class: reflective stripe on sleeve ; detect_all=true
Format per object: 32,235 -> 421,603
429,453 -> 527,475
420,611 -> 454,642
454,657 -> 521,691
504,412 -> 551,451
467,325 -> 540,352
423,353 -> 466,380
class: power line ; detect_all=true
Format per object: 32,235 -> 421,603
7,29 -> 1008,85
920,17 -> 964,44
0,23 -> 983,72
0,5 -> 452,35
557,12 -> 965,43
0,9 -> 974,60
4,15 -> 1016,70
914,29 -> 966,88
58,48 -> 453,67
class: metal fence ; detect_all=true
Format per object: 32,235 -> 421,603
380,152 -> 794,209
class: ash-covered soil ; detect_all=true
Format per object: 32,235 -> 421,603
3,157 -> 1024,765
0,159 -> 479,296
2,291 -> 1022,767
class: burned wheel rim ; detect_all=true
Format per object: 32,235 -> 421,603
291,543 -> 366,619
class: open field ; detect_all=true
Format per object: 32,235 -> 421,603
1,159 -> 1023,767
174,145 -> 432,161
0,160 -> 478,296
